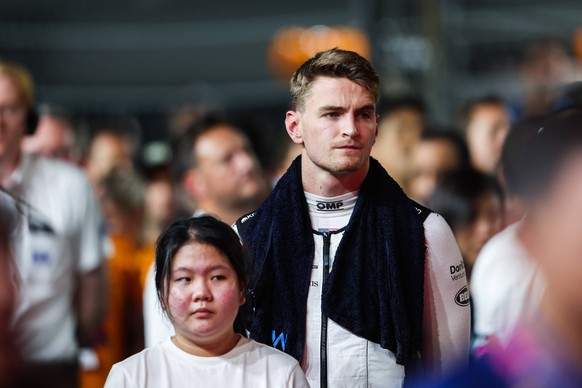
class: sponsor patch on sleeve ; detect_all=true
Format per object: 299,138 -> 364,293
450,260 -> 466,282
455,285 -> 470,307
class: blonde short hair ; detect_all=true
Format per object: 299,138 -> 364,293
0,61 -> 35,109
289,48 -> 379,112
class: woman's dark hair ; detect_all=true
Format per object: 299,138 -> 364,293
154,215 -> 247,336
427,169 -> 504,233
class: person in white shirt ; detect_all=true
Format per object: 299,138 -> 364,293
472,223 -> 546,347
0,61 -> 107,387
107,216 -> 308,388
235,48 -> 470,388
472,116 -> 548,349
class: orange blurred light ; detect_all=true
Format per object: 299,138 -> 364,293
269,25 -> 371,79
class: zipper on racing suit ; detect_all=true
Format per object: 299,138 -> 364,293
313,226 -> 346,388
320,231 -> 331,388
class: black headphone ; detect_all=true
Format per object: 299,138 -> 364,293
26,107 -> 39,136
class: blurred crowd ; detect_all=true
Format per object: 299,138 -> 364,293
1,38 -> 582,387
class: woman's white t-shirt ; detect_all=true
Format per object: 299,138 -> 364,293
105,337 -> 309,388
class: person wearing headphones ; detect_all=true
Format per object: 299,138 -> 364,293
0,61 -> 107,387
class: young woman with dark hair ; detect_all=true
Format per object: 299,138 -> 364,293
105,216 -> 308,388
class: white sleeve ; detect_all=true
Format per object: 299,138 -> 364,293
287,363 -> 311,388
104,363 -> 131,388
422,213 -> 471,379
143,263 -> 175,347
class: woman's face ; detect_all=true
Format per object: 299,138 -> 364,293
165,241 -> 244,349
456,192 -> 504,270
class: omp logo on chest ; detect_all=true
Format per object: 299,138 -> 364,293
316,201 -> 344,211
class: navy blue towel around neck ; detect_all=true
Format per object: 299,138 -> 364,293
237,156 -> 426,365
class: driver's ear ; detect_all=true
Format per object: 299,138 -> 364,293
285,111 -> 304,145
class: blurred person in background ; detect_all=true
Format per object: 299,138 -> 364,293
84,116 -> 141,186
0,61 -> 107,388
458,96 -> 511,177
140,140 -> 178,247
371,95 -> 426,193
81,170 -> 147,388
21,104 -> 84,165
143,176 -> 174,242
471,116 -> 547,350
167,105 -> 212,217
515,40 -> 582,119
409,130 -> 470,204
431,107 -> 582,387
144,112 -> 268,347
173,112 -> 268,225
137,141 -> 178,303
426,169 -> 504,288
0,202 -> 22,387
